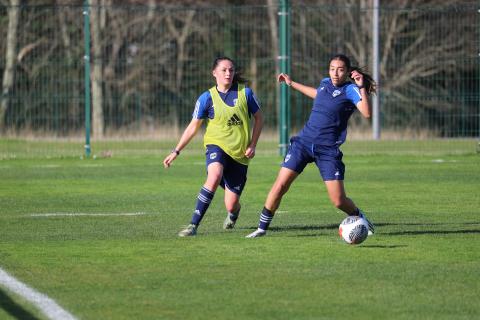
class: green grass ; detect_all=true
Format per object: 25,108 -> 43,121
0,140 -> 479,319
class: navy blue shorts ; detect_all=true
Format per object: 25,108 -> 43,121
281,137 -> 345,181
205,145 -> 248,195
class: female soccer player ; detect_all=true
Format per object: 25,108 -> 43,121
246,54 -> 375,238
163,56 -> 263,237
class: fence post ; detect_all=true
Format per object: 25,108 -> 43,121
372,0 -> 380,140
83,0 -> 91,158
478,8 -> 480,153
278,0 -> 290,156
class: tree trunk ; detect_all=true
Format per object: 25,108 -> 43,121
165,11 -> 195,137
267,0 -> 279,119
89,0 -> 105,138
267,0 -> 279,77
57,0 -> 73,64
0,0 -> 20,131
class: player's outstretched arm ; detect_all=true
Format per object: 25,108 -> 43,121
163,118 -> 203,168
277,73 -> 317,99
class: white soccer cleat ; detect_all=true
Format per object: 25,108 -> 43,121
358,210 -> 375,236
178,224 -> 197,237
245,228 -> 266,238
223,215 -> 237,229
224,206 -> 241,230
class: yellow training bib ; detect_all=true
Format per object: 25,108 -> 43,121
204,85 -> 251,165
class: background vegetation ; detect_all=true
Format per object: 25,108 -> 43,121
1,0 -> 478,139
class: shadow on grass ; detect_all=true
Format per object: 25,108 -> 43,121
376,222 -> 480,236
238,224 -> 338,232
240,221 -> 480,237
375,221 -> 480,227
270,224 -> 338,231
359,244 -> 408,248
0,288 -> 40,320
383,229 -> 480,236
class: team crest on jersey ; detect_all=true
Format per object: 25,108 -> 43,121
227,113 -> 243,126
332,90 -> 341,97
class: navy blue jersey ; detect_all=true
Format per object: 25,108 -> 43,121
297,78 -> 361,147
193,83 -> 261,119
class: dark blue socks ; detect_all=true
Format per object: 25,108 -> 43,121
191,187 -> 215,225
258,207 -> 274,231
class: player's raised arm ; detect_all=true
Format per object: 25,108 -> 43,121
278,73 -> 317,99
351,69 -> 373,119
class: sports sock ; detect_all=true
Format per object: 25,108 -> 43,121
191,187 -> 215,225
258,207 -> 274,231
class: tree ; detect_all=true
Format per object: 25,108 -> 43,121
291,0 -> 476,135
0,0 -> 20,131
89,0 -> 105,137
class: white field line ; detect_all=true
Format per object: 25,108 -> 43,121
30,212 -> 147,217
0,267 -> 77,320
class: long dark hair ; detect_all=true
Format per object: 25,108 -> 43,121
212,56 -> 249,85
330,54 -> 377,95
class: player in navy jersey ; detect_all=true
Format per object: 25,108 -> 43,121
163,56 -> 263,237
246,54 -> 376,238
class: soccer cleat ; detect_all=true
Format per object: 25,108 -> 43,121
223,205 -> 241,230
358,210 -> 375,235
223,212 -> 240,230
223,215 -> 236,229
245,228 -> 266,238
178,224 -> 197,237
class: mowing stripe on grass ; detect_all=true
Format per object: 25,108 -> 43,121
0,267 -> 77,320
30,212 -> 147,217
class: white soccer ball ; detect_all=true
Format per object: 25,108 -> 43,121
338,216 -> 369,245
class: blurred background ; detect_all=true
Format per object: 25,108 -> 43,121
0,0 -> 478,156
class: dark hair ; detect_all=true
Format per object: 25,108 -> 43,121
330,54 -> 377,95
212,56 -> 249,85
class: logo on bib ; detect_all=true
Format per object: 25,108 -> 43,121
227,114 -> 243,126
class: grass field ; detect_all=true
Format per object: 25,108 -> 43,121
1,139 -> 479,319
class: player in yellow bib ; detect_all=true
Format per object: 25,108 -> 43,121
163,57 -> 263,236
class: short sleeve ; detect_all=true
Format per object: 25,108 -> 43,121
192,91 -> 212,119
245,87 -> 260,115
346,84 -> 362,106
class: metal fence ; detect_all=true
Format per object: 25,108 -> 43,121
0,1 -> 478,145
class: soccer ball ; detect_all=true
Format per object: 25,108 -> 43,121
338,216 -> 369,245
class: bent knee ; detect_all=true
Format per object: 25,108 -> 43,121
225,202 -> 240,213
